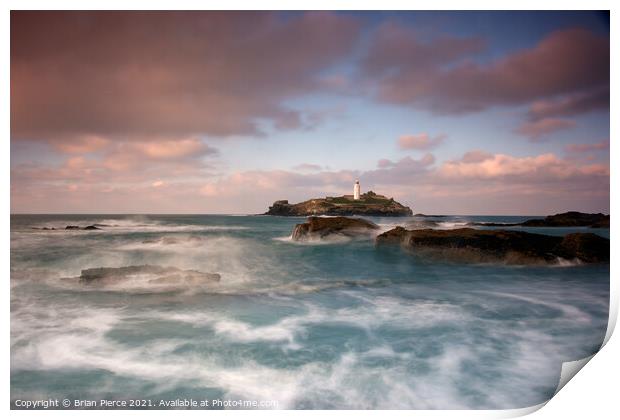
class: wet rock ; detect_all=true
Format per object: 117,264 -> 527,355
291,216 -> 379,241
555,233 -> 610,263
376,227 -> 609,264
78,265 -> 221,285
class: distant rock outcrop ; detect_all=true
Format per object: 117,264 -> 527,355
291,216 -> 379,241
266,192 -> 413,217
376,227 -> 609,265
521,212 -> 609,228
470,212 -> 609,228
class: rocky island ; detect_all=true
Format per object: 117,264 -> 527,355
266,191 -> 413,217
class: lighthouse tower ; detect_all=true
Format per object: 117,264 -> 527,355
353,179 -> 361,200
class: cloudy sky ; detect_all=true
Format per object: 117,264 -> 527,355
11,11 -> 610,215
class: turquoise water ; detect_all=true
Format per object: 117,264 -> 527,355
10,214 -> 609,409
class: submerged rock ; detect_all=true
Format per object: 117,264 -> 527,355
406,220 -> 440,229
65,225 -> 101,230
142,237 -> 181,245
376,227 -> 609,265
141,236 -> 203,245
291,216 -> 379,241
78,265 -> 221,285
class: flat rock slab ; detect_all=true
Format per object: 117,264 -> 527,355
78,265 -> 221,285
376,227 -> 609,265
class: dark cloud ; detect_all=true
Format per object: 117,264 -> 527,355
11,11 -> 361,143
361,25 -> 609,114
527,87 -> 610,120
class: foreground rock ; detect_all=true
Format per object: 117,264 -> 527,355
78,265 -> 221,285
376,227 -> 609,265
267,191 -> 413,217
291,216 -> 379,241
470,212 -> 609,228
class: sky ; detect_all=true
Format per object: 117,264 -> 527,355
10,11 -> 610,215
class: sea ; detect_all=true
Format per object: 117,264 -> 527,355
10,214 -> 610,409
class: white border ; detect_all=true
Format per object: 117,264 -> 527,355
4,2 -> 617,419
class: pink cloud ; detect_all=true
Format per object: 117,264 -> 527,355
515,118 -> 576,140
460,150 -> 494,163
398,133 -> 446,150
293,163 -> 324,172
124,138 -> 214,160
565,140 -> 610,153
53,135 -> 110,154
372,154 -> 435,170
11,148 -> 609,214
438,151 -> 609,180
11,137 -> 218,191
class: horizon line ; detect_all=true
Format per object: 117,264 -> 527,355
9,211 -> 609,217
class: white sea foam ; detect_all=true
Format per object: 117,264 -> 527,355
271,234 -> 354,245
10,281 -> 608,409
553,257 -> 584,267
22,216 -> 249,235
483,291 -> 592,324
435,221 -> 469,229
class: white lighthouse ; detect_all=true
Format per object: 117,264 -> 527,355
353,179 -> 361,200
